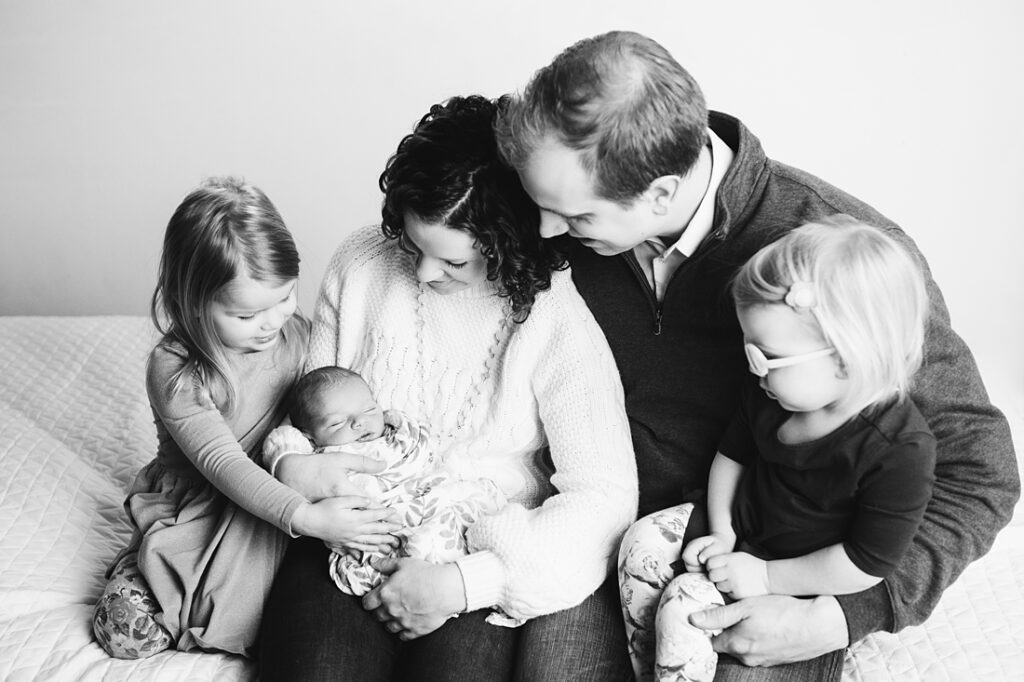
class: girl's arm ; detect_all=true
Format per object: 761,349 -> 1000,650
682,452 -> 743,570
710,419 -> 936,599
147,347 -> 307,534
766,544 -> 882,596
149,347 -> 398,545
706,544 -> 881,599
707,452 -> 743,538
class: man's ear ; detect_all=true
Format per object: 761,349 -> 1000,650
645,175 -> 682,216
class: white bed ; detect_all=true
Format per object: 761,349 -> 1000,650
0,315 -> 1020,681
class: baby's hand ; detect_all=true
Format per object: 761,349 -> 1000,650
681,532 -> 736,572
705,551 -> 769,599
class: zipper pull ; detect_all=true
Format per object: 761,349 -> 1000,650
653,308 -> 663,336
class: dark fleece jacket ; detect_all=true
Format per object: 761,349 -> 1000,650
564,111 -> 1019,642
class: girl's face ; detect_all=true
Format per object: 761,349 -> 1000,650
737,303 -> 847,414
402,213 -> 489,294
210,275 -> 297,354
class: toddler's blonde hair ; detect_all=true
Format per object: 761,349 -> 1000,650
732,217 -> 929,414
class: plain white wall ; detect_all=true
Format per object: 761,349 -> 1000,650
1,0 -> 1022,440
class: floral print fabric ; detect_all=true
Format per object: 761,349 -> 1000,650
92,553 -> 172,659
618,503 -> 724,682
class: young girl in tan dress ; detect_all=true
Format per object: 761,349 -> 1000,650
92,177 -> 396,658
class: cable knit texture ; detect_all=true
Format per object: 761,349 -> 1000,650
305,225 -> 639,621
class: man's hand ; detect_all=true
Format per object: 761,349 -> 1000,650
277,451 -> 386,501
705,551 -> 768,598
362,558 -> 466,640
689,594 -> 849,667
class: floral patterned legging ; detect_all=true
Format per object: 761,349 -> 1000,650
618,503 -> 725,682
92,552 -> 173,659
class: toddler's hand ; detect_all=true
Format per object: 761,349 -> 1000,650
682,532 -> 736,572
705,551 -> 769,599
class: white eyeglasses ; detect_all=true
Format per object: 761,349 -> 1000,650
744,343 -> 835,378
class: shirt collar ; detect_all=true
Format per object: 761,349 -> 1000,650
639,128 -> 735,258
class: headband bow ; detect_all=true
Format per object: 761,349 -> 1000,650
784,281 -> 817,309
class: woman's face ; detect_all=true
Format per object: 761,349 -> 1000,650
402,213 -> 489,294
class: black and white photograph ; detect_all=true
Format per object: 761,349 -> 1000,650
1,2 -> 1021,680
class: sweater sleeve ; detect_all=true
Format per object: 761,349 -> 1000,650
307,247 -> 345,372
307,225 -> 385,373
147,349 -> 307,535
462,274 -> 639,621
836,244 -> 1020,640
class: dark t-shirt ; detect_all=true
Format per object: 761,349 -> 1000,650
720,378 -> 936,578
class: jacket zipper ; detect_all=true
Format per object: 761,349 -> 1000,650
623,253 -> 663,336
621,231 -> 725,337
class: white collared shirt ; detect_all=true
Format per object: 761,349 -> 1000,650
633,128 -> 734,302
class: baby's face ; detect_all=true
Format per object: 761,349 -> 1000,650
306,379 -> 386,447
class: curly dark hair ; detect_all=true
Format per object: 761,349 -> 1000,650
379,94 -> 566,322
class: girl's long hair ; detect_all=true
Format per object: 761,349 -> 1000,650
151,176 -> 300,413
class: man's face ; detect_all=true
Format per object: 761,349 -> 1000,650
517,137 -> 660,256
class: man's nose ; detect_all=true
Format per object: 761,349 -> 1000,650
538,212 -> 569,239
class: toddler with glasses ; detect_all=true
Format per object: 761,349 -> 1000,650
617,218 -> 937,682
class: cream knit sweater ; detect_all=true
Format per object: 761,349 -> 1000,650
306,225 -> 638,621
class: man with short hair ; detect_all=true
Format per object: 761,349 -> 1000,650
496,30 -> 1019,681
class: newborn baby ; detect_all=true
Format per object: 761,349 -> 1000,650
264,366 -> 511,618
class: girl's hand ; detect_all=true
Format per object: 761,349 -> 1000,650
682,532 -> 736,572
277,451 -> 387,501
705,551 -> 769,599
361,558 -> 466,640
291,496 -> 402,548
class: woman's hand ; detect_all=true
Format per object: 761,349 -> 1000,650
277,451 -> 387,501
290,496 -> 402,550
361,558 -> 467,640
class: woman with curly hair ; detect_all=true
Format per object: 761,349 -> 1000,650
259,94 -> 639,681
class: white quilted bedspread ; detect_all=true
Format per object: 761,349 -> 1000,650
0,316 -> 1020,681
